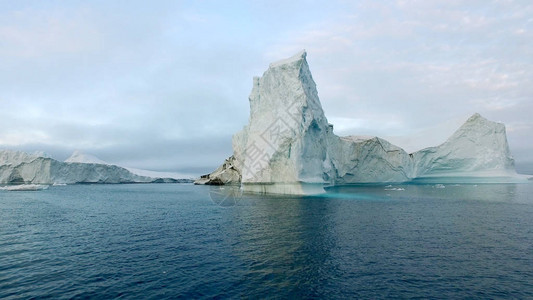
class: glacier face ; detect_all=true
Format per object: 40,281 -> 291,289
0,150 -> 187,185
196,51 -> 522,194
328,136 -> 414,184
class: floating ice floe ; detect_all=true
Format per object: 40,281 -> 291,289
384,187 -> 405,191
1,184 -> 49,191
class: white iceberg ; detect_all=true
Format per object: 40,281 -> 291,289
411,113 -> 518,180
0,149 -> 192,185
232,50 -> 331,194
197,50 -> 526,194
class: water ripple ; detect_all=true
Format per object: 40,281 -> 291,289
1,183 -> 532,298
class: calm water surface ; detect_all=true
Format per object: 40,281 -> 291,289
1,183 -> 532,299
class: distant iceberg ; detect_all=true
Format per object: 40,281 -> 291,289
0,150 -> 192,185
196,51 -> 527,195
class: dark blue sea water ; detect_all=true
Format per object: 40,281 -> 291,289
1,183 -> 533,299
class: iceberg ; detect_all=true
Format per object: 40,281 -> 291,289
197,50 -> 526,194
0,150 -> 192,185
410,113 -> 523,183
412,113 -> 515,177
231,50 -> 331,194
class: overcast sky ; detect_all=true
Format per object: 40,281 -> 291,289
1,0 -> 532,175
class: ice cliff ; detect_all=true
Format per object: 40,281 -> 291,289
230,50 -> 331,194
0,150 -> 188,185
196,50 -> 522,194
328,135 -> 413,184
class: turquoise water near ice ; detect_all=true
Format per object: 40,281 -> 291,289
1,183 -> 533,299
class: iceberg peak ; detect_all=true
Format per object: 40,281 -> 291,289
468,112 -> 483,121
65,150 -> 109,165
269,49 -> 307,68
461,113 -> 496,128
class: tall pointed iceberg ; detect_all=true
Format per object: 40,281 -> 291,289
232,51 -> 331,194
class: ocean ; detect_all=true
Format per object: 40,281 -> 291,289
1,182 -> 532,299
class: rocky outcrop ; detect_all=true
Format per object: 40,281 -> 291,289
194,155 -> 241,185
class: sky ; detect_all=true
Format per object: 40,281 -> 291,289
1,0 -> 532,175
